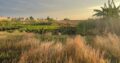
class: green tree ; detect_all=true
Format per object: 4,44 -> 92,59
29,16 -> 34,20
93,0 -> 120,19
47,16 -> 54,22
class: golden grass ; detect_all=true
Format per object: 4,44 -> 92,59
94,33 -> 120,63
18,36 -> 108,63
0,32 -> 109,63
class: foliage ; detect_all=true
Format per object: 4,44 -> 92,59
93,0 -> 120,19
20,25 -> 59,34
77,18 -> 120,35
47,16 -> 55,22
29,16 -> 34,20
0,21 -> 23,31
0,20 -> 78,35
77,20 -> 96,36
59,26 -> 77,35
0,21 -> 60,34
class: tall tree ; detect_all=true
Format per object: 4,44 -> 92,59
93,0 -> 120,19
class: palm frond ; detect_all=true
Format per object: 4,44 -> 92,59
117,5 -> 120,9
93,0 -> 120,18
104,3 -> 107,8
108,0 -> 112,8
94,9 -> 102,12
112,0 -> 117,8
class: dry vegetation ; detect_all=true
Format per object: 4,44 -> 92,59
0,0 -> 120,63
93,33 -> 120,63
0,32 -> 109,63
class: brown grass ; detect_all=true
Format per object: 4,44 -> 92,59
93,33 -> 120,63
0,32 -> 109,63
18,36 -> 108,63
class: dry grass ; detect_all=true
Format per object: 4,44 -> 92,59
0,32 -> 108,63
93,33 -> 120,63
18,36 -> 108,63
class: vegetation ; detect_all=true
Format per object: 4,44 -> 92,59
0,0 -> 120,63
77,19 -> 96,36
29,16 -> 34,21
47,16 -> 55,22
0,32 -> 109,63
1,31 -> 120,63
93,0 -> 120,19
77,0 -> 120,36
93,33 -> 120,63
0,20 -> 78,35
77,18 -> 120,35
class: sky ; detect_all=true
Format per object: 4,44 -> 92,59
0,0 -> 120,20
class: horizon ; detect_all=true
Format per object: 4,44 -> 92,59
0,0 -> 120,20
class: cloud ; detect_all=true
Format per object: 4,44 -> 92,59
0,0 -> 119,19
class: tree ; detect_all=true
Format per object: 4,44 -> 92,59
46,16 -> 54,22
29,16 -> 34,20
93,0 -> 120,19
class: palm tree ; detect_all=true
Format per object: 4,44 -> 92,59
93,0 -> 120,19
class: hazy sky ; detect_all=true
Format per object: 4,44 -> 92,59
0,0 -> 120,20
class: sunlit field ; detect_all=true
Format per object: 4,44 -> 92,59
0,31 -> 120,63
1,20 -> 120,63
0,0 -> 120,63
0,31 -> 108,63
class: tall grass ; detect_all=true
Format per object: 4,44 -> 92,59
18,36 -> 107,63
0,32 -> 108,63
93,33 -> 120,63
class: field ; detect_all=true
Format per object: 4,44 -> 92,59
0,17 -> 120,63
0,31 -> 106,63
0,30 -> 120,63
1,0 -> 120,63
0,18 -> 120,63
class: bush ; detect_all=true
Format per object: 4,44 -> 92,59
77,19 -> 120,36
77,20 -> 96,36
59,26 -> 77,35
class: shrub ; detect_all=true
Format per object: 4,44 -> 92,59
59,26 -> 77,35
77,20 -> 96,36
77,19 -> 120,36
